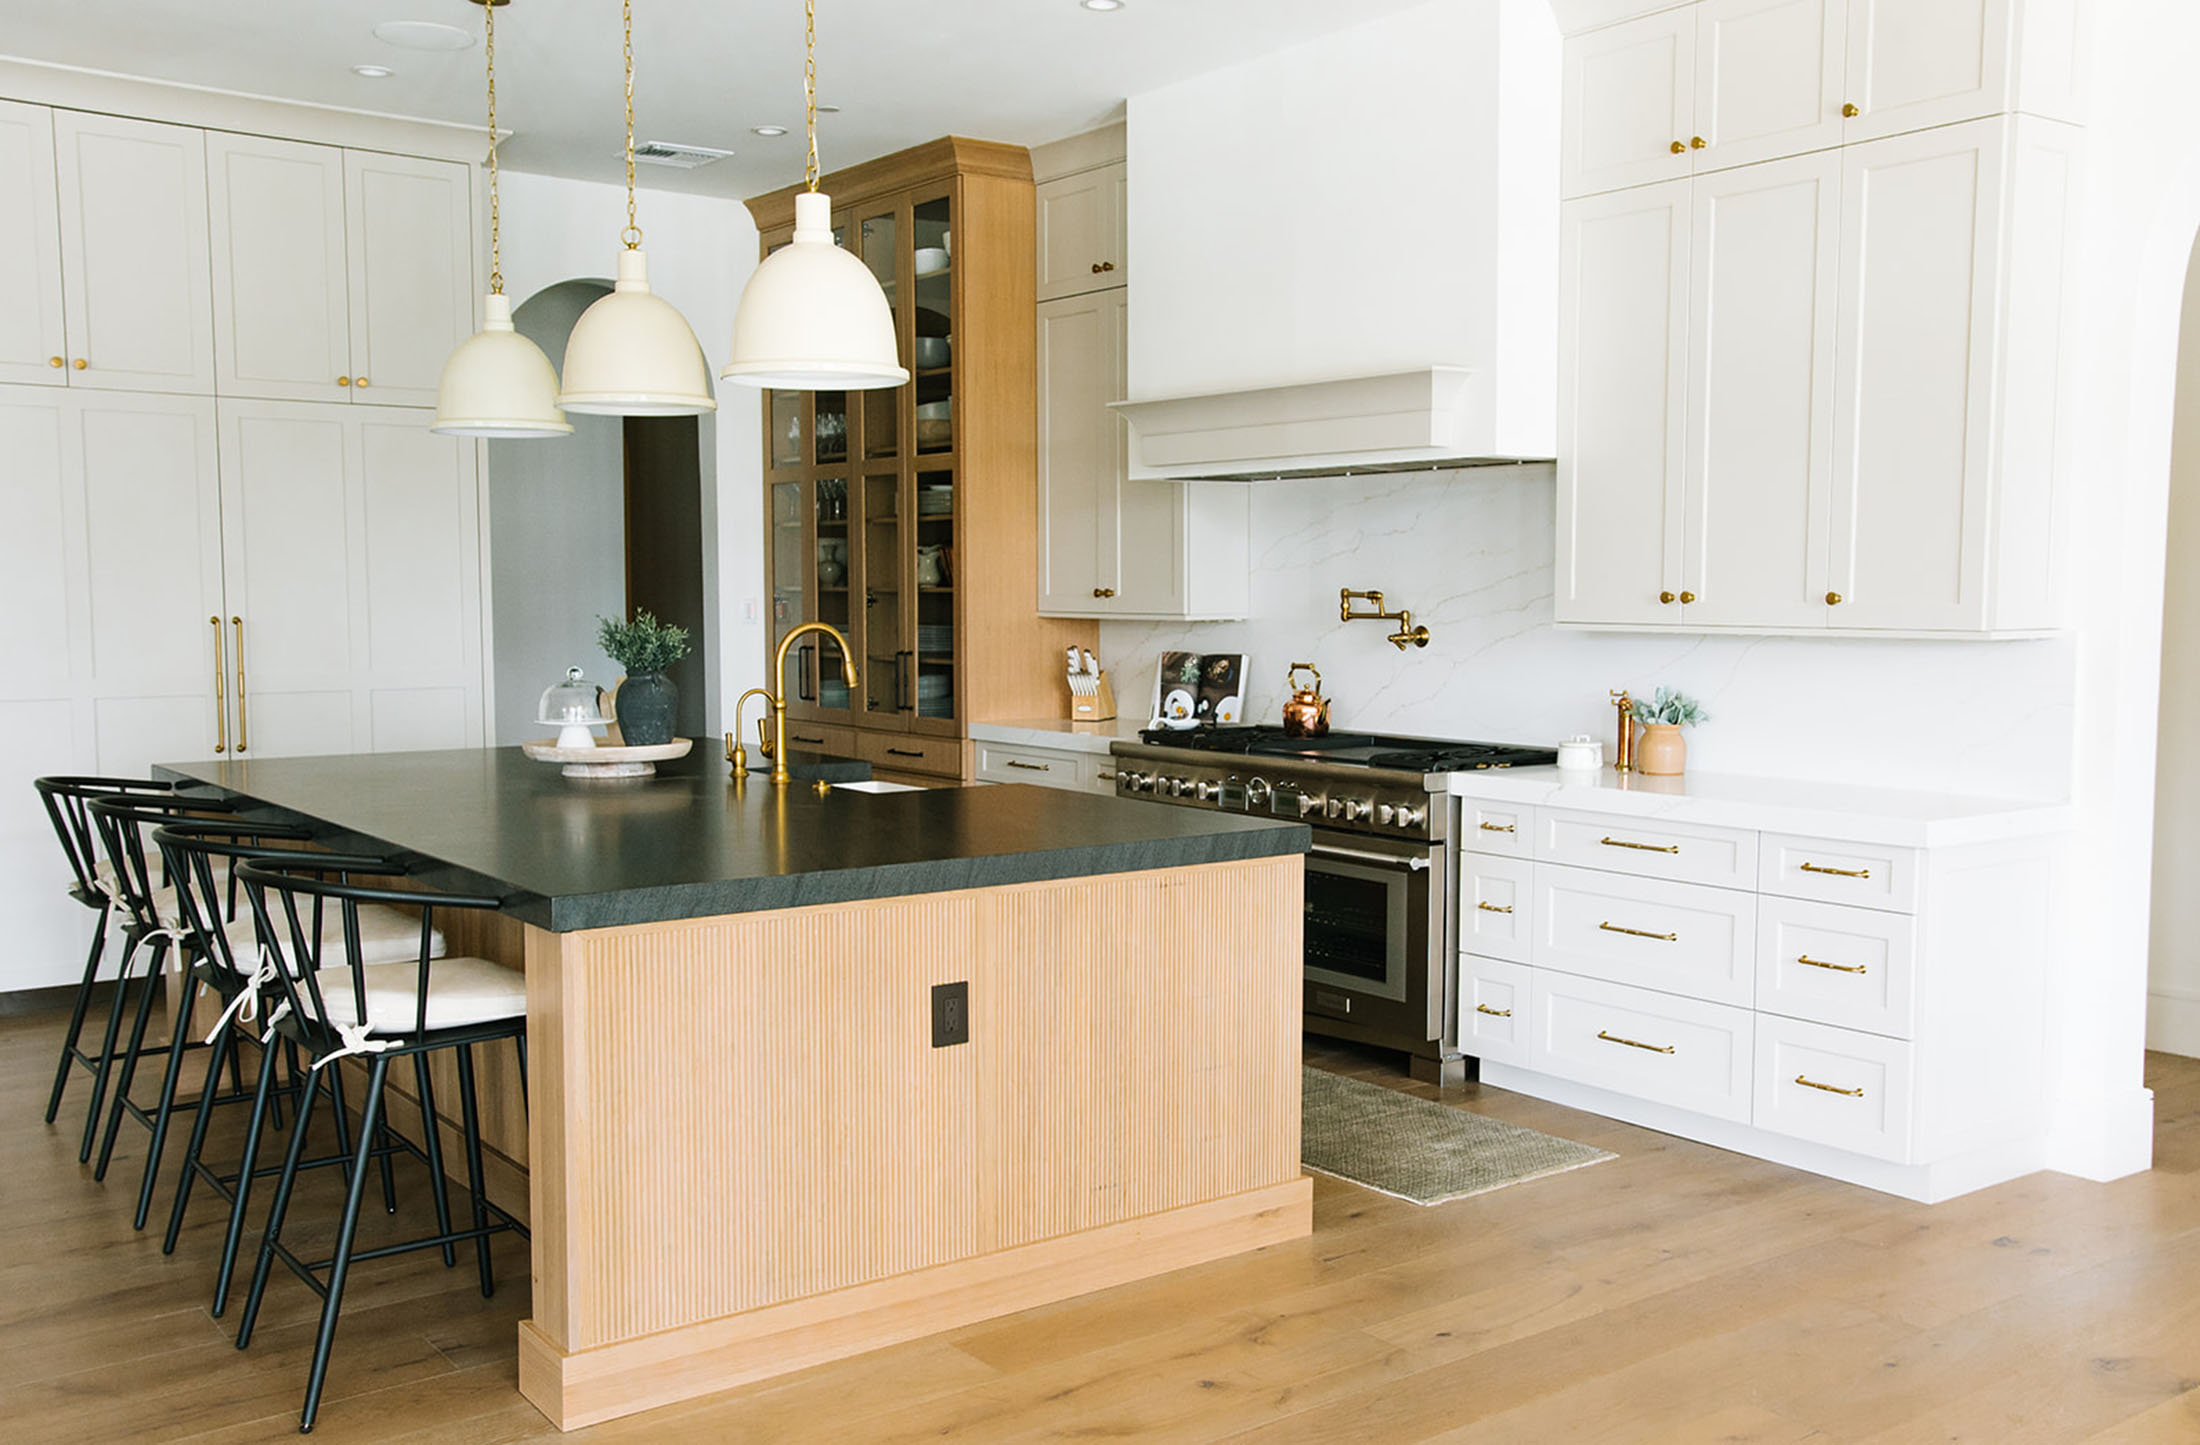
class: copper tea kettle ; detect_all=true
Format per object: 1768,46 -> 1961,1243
1281,663 -> 1330,738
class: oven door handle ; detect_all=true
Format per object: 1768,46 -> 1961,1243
1308,842 -> 1431,871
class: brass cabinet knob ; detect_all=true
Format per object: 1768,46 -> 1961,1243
72,358 -> 87,370
1826,591 -> 1844,605
338,376 -> 350,386
1842,103 -> 1860,118
1659,591 -> 1677,604
1689,136 -> 1707,149
1100,261 -> 1115,272
1091,262 -> 1104,273
47,356 -> 63,368
1679,590 -> 1697,604
355,376 -> 370,388
1669,140 -> 1686,155
1090,586 -> 1117,598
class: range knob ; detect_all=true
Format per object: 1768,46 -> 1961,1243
1194,780 -> 1222,801
1296,793 -> 1327,819
1377,803 -> 1398,826
1246,778 -> 1273,806
1397,804 -> 1427,828
1121,771 -> 1153,793
1170,777 -> 1197,798
1329,797 -> 1374,823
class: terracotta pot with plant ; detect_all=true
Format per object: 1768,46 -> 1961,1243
1629,686 -> 1706,776
597,610 -> 691,747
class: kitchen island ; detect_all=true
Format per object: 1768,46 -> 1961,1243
159,748 -> 1313,1429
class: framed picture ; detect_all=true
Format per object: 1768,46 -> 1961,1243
1149,651 -> 1247,729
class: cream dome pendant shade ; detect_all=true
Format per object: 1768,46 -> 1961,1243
555,0 -> 716,418
432,0 -> 570,438
723,191 -> 908,390
434,293 -> 572,436
557,248 -> 718,415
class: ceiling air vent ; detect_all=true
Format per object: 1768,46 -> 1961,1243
632,141 -> 733,170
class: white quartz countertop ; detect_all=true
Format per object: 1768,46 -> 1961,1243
968,718 -> 1150,756
1446,766 -> 2070,849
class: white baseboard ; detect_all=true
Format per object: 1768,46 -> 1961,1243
2146,988 -> 2200,1058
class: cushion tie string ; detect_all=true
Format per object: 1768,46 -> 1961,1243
310,1020 -> 395,1074
202,946 -> 280,1046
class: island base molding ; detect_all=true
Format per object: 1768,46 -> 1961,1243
516,1176 -> 1312,1430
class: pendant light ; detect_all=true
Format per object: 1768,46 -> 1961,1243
720,0 -> 909,391
556,0 -> 718,416
433,0 -> 572,438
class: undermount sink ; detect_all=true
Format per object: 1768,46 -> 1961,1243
834,779 -> 924,794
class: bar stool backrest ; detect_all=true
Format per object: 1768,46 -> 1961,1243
152,820 -> 323,993
34,776 -> 182,905
87,793 -> 240,935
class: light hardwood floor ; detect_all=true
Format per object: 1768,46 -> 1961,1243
5,1003 -> 2199,1443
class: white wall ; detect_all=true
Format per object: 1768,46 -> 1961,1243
494,169 -> 766,734
2147,239 -> 2200,1056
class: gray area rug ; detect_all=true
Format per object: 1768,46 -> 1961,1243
1302,1066 -> 1615,1206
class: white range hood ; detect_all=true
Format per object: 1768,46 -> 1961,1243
1110,366 -> 1545,483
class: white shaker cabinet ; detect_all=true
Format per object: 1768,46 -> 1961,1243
1562,8 -> 1696,198
51,112 -> 215,395
1839,0 -> 2086,143
1693,0 -> 1847,172
207,134 -> 353,404
0,100 -> 66,387
1035,161 -> 1126,302
343,150 -> 474,407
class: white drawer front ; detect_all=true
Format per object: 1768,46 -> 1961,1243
974,741 -> 1086,791
1756,896 -> 1917,1038
1083,755 -> 1123,795
1759,833 -> 1919,913
1534,864 -> 1757,1007
1753,1015 -> 1915,1163
1531,972 -> 1754,1123
1537,808 -> 1758,889
1462,800 -> 1532,858
1460,853 -> 1534,962
1462,956 -> 1532,1067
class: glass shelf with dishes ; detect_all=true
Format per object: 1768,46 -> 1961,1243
913,192 -> 953,456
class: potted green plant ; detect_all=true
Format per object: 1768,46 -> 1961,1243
1629,686 -> 1707,776
597,610 -> 691,747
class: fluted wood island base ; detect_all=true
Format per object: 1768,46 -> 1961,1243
516,856 -> 1310,1429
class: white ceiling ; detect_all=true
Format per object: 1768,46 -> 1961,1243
1,0 -> 1440,199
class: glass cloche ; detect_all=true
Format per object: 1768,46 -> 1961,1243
537,666 -> 610,749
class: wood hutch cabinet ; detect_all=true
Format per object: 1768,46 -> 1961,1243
747,138 -> 1095,781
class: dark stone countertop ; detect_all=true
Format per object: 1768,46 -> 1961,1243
155,746 -> 1307,932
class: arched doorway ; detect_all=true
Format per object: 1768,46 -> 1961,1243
2150,237 -> 2200,1055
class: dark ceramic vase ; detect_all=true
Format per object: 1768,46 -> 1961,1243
617,671 -> 678,746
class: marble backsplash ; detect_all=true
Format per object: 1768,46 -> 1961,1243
1098,467 -> 2076,801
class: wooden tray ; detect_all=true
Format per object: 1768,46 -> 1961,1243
521,737 -> 692,779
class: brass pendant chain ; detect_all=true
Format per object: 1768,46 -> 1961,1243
621,0 -> 641,248
484,0 -> 502,294
803,0 -> 819,193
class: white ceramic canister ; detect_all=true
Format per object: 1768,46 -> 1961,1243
1556,734 -> 1603,770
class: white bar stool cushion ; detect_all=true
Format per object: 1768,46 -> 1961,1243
218,905 -> 449,970
308,957 -> 527,1035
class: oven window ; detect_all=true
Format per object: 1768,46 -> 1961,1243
1305,868 -> 1394,984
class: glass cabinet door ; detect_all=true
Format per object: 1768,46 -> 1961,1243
769,479 -> 809,714
911,467 -> 957,732
803,474 -> 857,723
912,193 -> 953,458
859,206 -> 902,461
859,470 -> 906,724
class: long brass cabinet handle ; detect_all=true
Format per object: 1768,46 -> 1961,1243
1598,1030 -> 1675,1055
1479,821 -> 1516,834
209,616 -> 227,754
1800,862 -> 1871,879
1476,1004 -> 1513,1018
1798,954 -> 1867,975
1602,836 -> 1679,854
1796,1074 -> 1863,1097
1477,901 -> 1514,915
1006,759 -> 1052,772
231,616 -> 248,753
1600,921 -> 1678,942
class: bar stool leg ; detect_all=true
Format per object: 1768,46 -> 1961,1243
211,1035 -> 285,1318
411,1053 -> 457,1267
299,1055 -> 390,1433
79,932 -> 143,1161
132,969 -> 203,1228
164,1014 -> 238,1254
238,1065 -> 326,1348
44,904 -> 111,1124
453,1043 -> 496,1298
95,936 -> 170,1181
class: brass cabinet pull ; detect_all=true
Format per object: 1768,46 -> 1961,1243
1826,591 -> 1844,606
47,355 -> 63,368
1669,140 -> 1686,154
1090,586 -> 1116,598
1096,770 -> 1118,781
1659,590 -> 1677,604
1476,1003 -> 1513,1018
1798,954 -> 1867,975
1479,821 -> 1516,834
1601,835 -> 1679,854
1006,759 -> 1052,772
1842,102 -> 1860,118
1689,136 -> 1707,149
1598,1029 -> 1675,1054
338,376 -> 351,386
354,376 -> 369,388
1600,921 -> 1678,942
231,616 -> 248,753
209,616 -> 227,754
1089,261 -> 1117,274
1795,1074 -> 1864,1097
1800,861 -> 1870,879
1679,590 -> 1697,604
1476,901 -> 1514,915
73,358 -> 88,370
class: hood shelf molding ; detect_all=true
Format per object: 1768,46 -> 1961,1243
1109,367 -> 1550,482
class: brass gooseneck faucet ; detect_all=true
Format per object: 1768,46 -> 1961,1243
762,622 -> 860,785
725,687 -> 776,779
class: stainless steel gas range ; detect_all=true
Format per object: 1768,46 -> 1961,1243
1110,727 -> 1556,1088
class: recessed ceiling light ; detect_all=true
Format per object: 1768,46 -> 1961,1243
371,20 -> 475,52
1081,0 -> 1126,11
752,124 -> 788,137
351,64 -> 395,79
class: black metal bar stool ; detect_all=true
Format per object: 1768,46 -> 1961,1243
33,775 -> 189,1155
231,856 -> 527,1434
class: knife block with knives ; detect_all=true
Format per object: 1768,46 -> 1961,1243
1065,647 -> 1116,721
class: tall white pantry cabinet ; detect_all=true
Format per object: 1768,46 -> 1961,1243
1555,0 -> 2085,636
0,96 -> 485,991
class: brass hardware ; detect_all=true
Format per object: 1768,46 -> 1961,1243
1612,689 -> 1634,772
1006,759 -> 1052,772
338,376 -> 350,386
813,779 -> 832,796
1598,1030 -> 1675,1054
1096,770 -> 1119,781
1798,954 -> 1867,975
355,376 -> 369,388
728,687 -> 775,777
210,617 -> 227,754
73,358 -> 87,370
1842,102 -> 1860,118
1476,901 -> 1514,915
887,747 -> 923,758
231,617 -> 248,753
1690,136 -> 1707,149
1679,590 -> 1696,604
766,624 -> 859,784
1476,1003 -> 1513,1018
1826,591 -> 1844,605
1795,1074 -> 1863,1097
1479,821 -> 1516,834
801,0 -> 820,196
622,0 -> 645,245
1600,921 -> 1678,942
1091,586 -> 1116,598
1660,591 -> 1677,604
47,356 -> 62,368
1340,587 -> 1430,649
470,0 -> 508,297
1800,861 -> 1870,879
1670,140 -> 1686,154
1601,836 -> 1679,854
